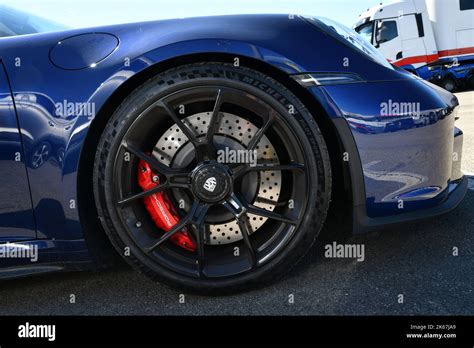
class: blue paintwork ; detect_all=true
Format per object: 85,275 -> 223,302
0,63 -> 36,241
314,77 -> 460,217
0,239 -> 90,270
49,33 -> 120,70
0,14 -> 464,275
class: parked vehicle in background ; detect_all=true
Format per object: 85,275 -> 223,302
354,0 -> 474,92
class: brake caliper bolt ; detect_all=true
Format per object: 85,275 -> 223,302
135,221 -> 142,228
152,175 -> 159,183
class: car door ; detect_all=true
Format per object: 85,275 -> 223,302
0,60 -> 36,241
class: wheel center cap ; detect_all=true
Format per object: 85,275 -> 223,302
192,163 -> 232,203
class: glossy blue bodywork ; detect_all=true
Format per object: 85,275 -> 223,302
0,63 -> 36,241
0,14 -> 465,274
317,78 -> 459,217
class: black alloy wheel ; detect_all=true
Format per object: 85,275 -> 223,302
94,62 -> 332,293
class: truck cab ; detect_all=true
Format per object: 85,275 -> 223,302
354,0 -> 438,71
354,0 -> 474,91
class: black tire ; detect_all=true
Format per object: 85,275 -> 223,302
467,74 -> 474,90
93,62 -> 331,294
441,77 -> 457,92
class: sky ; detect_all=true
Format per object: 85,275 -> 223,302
0,0 -> 381,28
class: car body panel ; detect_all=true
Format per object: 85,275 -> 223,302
0,61 -> 36,242
317,78 -> 459,217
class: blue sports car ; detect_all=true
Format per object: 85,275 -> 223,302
0,6 -> 466,293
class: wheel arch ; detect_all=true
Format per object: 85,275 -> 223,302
77,53 -> 353,265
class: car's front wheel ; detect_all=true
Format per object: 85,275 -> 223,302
93,62 -> 331,293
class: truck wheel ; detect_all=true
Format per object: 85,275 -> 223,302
441,78 -> 457,92
467,74 -> 474,90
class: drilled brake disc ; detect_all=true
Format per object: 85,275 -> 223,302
152,112 -> 282,245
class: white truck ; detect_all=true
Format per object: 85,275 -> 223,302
354,0 -> 474,91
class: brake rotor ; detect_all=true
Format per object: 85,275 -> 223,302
152,112 -> 282,245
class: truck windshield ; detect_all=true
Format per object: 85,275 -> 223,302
0,6 -> 67,38
305,16 -> 393,70
355,21 -> 374,44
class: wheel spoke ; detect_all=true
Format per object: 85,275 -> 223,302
205,89 -> 225,158
121,142 -> 190,177
118,183 -> 169,206
247,112 -> 275,151
249,163 -> 305,172
159,101 -> 200,145
254,196 -> 281,206
122,142 -> 172,175
222,194 -> 257,267
167,173 -> 193,187
145,201 -> 209,254
231,162 -> 305,179
246,204 -> 297,225
192,203 -> 210,276
222,193 -> 247,218
195,220 -> 206,276
145,216 -> 190,253
237,214 -> 257,268
229,163 -> 248,180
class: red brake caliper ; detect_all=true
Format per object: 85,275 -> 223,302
137,159 -> 196,252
